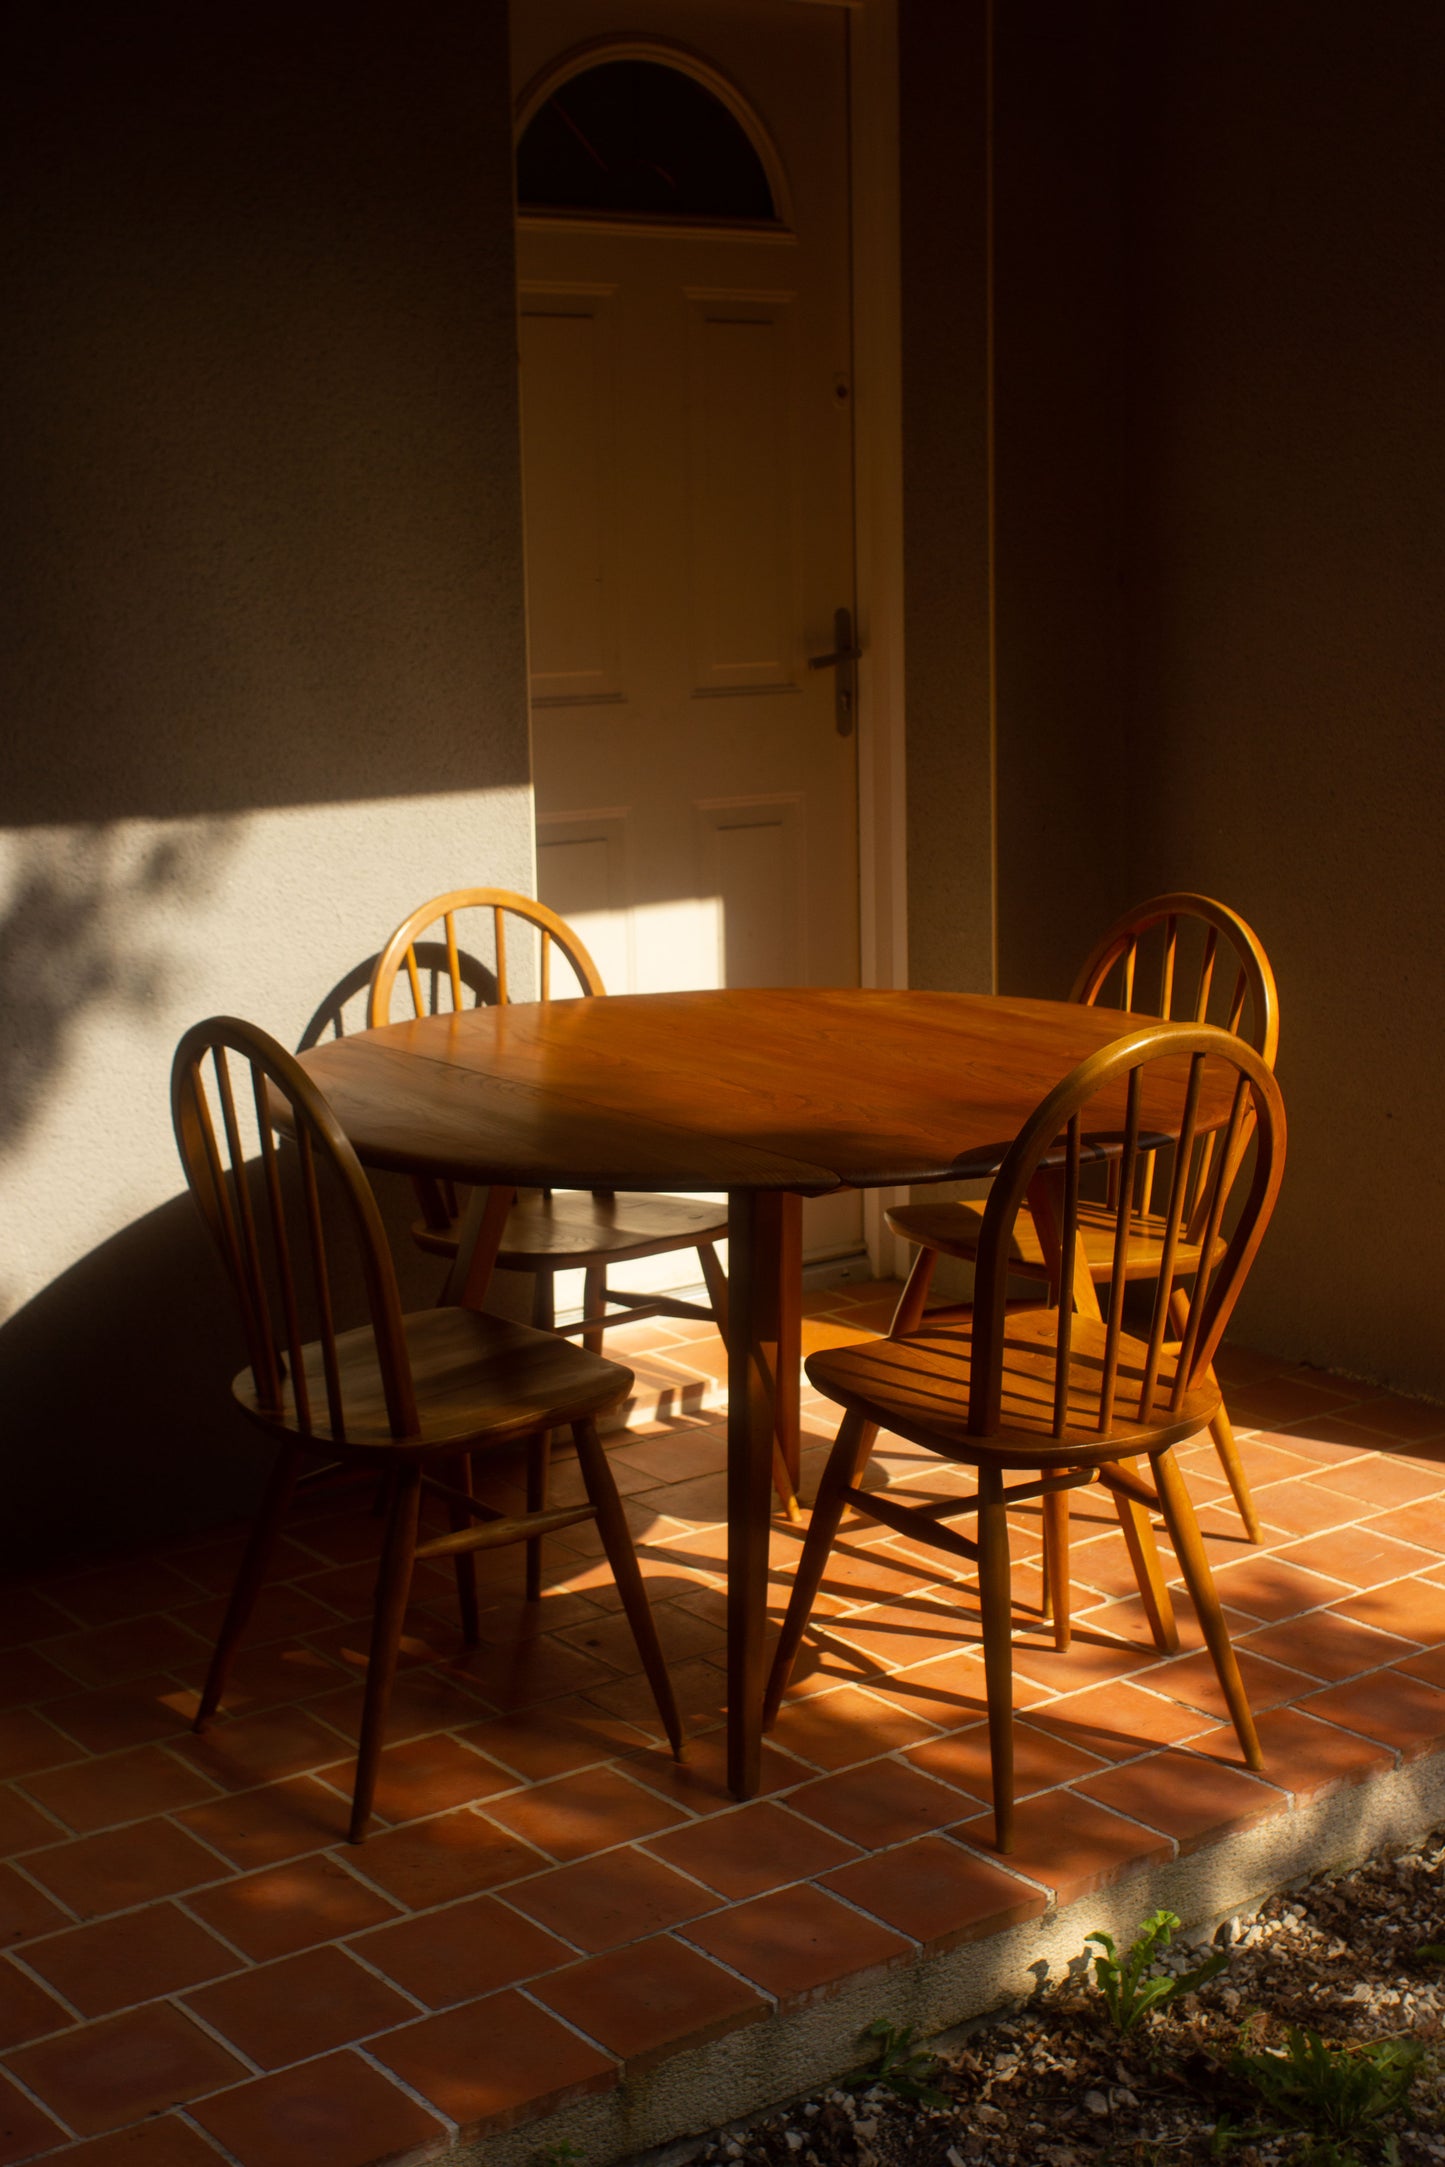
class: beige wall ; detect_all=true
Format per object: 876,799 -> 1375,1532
1120,0 -> 1445,1392
0,3 -> 535,1561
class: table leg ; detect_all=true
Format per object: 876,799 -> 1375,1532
726,1189 -> 793,1798
441,1184 -> 517,1310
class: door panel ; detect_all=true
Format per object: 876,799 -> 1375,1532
519,294 -> 621,703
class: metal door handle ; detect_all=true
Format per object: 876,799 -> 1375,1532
808,605 -> 860,736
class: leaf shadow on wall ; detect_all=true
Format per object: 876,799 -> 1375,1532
0,834 -> 500,1570
0,822 -> 240,1173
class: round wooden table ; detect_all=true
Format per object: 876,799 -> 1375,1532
301,987 -> 1206,1794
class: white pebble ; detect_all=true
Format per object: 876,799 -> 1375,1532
784,2134 -> 803,2153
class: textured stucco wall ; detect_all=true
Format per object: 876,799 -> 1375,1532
898,0 -> 1128,1004
992,0 -> 1128,1002
0,1 -> 534,1560
898,0 -> 994,997
898,0 -> 1445,1393
1120,0 -> 1445,1392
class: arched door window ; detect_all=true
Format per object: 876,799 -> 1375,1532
516,52 -> 785,227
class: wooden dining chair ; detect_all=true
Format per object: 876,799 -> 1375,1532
368,889 -> 730,1344
885,895 -> 1280,1557
368,889 -> 796,1525
172,1015 -> 682,1842
765,1021 -> 1286,1852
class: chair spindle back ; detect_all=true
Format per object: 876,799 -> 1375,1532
368,888 -> 605,1028
1070,894 -> 1279,1229
1071,892 -> 1279,1061
172,1017 -> 419,1446
969,1023 -> 1285,1445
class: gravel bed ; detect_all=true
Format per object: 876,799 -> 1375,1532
678,1832 -> 1445,2167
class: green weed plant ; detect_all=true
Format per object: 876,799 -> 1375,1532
1085,1908 -> 1228,2033
844,2019 -> 951,2109
1213,2021 -> 1422,2165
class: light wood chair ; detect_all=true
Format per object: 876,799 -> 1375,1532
368,889 -> 805,1525
765,1021 -> 1286,1852
885,895 -> 1280,1556
172,1015 -> 682,1843
368,889 -> 730,1345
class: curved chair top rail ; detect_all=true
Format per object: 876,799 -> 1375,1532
368,887 -> 606,1028
172,1015 -> 419,1443
970,1020 -> 1286,1442
1069,893 -> 1280,1069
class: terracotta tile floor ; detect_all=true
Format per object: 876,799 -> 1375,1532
1,1285 -> 1444,2164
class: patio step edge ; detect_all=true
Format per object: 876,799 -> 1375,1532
431,1744 -> 1445,2167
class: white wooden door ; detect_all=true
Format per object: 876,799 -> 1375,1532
515,0 -> 862,1270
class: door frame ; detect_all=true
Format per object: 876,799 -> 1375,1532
841,0 -> 910,1273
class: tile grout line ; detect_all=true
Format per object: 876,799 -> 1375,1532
165,1992 -> 268,2079
172,2103 -> 249,2165
2,1947 -> 90,2029
513,1979 -> 631,2068
333,1938 -> 434,2016
348,2040 -> 462,2138
0,2053 -> 79,2149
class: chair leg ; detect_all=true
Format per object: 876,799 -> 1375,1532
773,1209 -> 803,1504
196,1441 -> 306,1728
1109,1458 -> 1179,1653
581,1265 -> 608,1356
763,1409 -> 873,1726
1168,1289 -> 1259,1542
531,1274 -> 555,1332
449,1455 -> 480,1646
977,1465 -> 1016,1853
889,1246 -> 937,1336
1207,1391 -> 1263,1543
1153,1447 -> 1262,1770
350,1459 -> 422,1842
698,1240 -> 728,1337
1040,1486 -> 1071,1650
572,1418 -> 682,1757
525,1430 -> 551,1602
526,1276 -> 555,1601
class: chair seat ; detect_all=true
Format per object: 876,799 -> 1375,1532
414,1187 -> 729,1265
885,1196 -> 1226,1283
806,1312 -> 1220,1467
233,1308 -> 633,1452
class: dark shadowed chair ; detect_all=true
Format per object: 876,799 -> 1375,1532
765,1020 -> 1286,1852
172,1015 -> 681,1842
